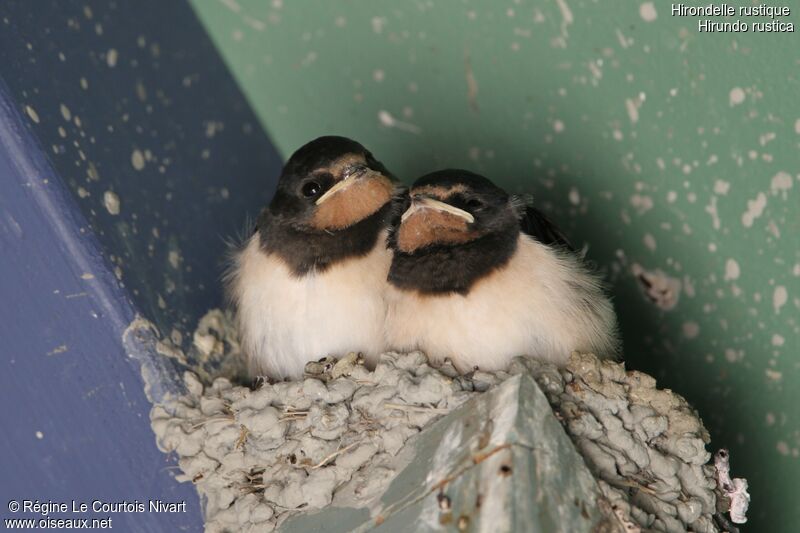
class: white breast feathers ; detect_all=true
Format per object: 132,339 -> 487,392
228,232 -> 393,379
384,235 -> 618,371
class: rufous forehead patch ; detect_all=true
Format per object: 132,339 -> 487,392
410,183 -> 469,200
396,209 -> 478,253
311,174 -> 393,231
313,153 -> 368,179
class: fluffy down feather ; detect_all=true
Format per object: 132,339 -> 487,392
384,234 -> 618,371
228,232 -> 392,379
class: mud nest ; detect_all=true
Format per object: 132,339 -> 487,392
150,312 -> 747,533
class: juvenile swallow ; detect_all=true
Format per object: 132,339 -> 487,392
226,136 -> 400,380
385,170 -> 619,372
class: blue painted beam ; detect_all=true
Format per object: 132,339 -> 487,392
0,77 -> 202,532
0,1 -> 283,530
0,0 -> 282,340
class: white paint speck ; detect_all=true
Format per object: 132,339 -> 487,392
741,192 -> 767,227
24,105 -> 40,123
770,171 -> 793,197
204,121 -> 223,138
795,118 -> 800,134
643,233 -> 656,251
60,103 -> 72,121
377,110 -> 420,134
759,132 -> 776,146
683,275 -> 696,298
615,28 -> 631,49
682,321 -> 700,339
771,334 -> 785,347
588,57 -> 605,79
724,348 -> 741,363
765,369 -> 783,382
773,286 -> 787,314
626,100 -> 639,124
131,149 -> 145,171
568,187 -> 580,205
639,2 -> 657,22
371,16 -> 386,34
724,259 -> 740,281
729,87 -> 745,106
631,263 -> 681,310
630,194 -> 653,214
555,0 -> 573,38
705,196 -> 720,229
168,250 -> 181,269
378,110 -> 395,126
625,95 -> 644,124
35,431 -> 44,440
106,48 -> 118,67
713,179 -> 730,195
767,220 -> 781,239
220,0 -> 241,13
553,119 -> 565,133
372,69 -> 385,82
103,190 -> 120,215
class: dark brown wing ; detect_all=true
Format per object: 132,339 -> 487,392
519,205 -> 574,252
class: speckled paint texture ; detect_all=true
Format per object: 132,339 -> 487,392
189,1 -> 798,530
1,0 -> 282,340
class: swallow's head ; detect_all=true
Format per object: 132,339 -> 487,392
269,136 -> 395,232
394,169 -> 519,254
388,170 -> 523,294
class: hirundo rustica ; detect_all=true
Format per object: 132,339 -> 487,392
385,169 -> 619,372
226,136 -> 400,380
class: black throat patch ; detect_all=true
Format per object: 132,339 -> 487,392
387,228 -> 519,295
257,202 -> 392,276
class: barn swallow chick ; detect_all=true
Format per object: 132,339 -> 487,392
385,170 -> 619,372
226,136 -> 400,380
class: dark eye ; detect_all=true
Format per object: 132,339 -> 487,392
302,181 -> 321,197
466,198 -> 484,210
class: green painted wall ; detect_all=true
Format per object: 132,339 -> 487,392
189,1 -> 798,530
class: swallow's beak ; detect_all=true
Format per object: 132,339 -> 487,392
401,197 -> 475,224
315,169 -> 376,205
396,195 -> 477,253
